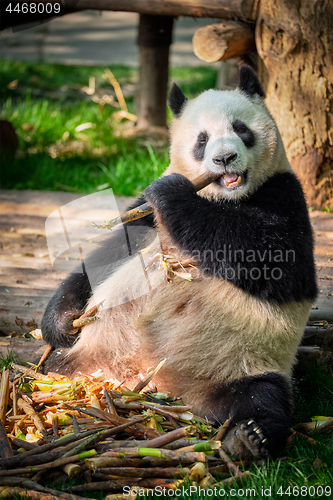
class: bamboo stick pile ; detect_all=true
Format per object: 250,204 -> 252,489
0,362 -> 250,500
1,360 -> 332,500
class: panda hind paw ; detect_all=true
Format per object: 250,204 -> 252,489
235,419 -> 270,460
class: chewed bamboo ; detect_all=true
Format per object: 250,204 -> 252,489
189,462 -> 207,482
94,171 -> 220,230
132,359 -> 166,393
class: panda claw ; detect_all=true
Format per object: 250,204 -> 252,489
235,419 -> 270,460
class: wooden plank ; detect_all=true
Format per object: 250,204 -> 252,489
0,268 -> 68,289
47,0 -> 258,21
0,338 -> 46,364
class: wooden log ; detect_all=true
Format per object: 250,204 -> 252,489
193,21 -> 255,63
46,0 -> 258,21
309,310 -> 333,323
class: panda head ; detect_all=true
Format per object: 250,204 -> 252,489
167,66 -> 291,201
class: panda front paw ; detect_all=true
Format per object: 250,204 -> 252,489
144,173 -> 196,214
42,307 -> 82,348
235,419 -> 270,460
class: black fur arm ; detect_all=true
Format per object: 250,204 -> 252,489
42,196 -> 155,348
144,173 -> 317,303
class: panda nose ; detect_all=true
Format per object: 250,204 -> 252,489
213,153 -> 237,166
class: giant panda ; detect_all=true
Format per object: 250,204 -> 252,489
42,66 -> 317,460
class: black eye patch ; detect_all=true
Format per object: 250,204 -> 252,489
232,120 -> 255,148
193,131 -> 209,161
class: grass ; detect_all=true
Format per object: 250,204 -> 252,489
0,348 -> 20,369
0,59 -> 218,196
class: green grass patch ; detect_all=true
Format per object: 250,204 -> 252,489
0,348 -> 20,369
0,59 -> 218,196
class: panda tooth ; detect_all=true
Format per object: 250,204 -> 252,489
236,175 -> 242,185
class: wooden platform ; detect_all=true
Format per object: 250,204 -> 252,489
0,189 -> 332,362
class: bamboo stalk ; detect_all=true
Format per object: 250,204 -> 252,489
215,418 -> 231,441
102,387 -> 117,415
132,359 -> 166,393
62,430 -> 106,458
0,368 -> 9,425
72,414 -> 80,435
177,440 -> 221,453
36,344 -> 52,368
94,171 -> 221,230
220,471 -> 251,485
87,449 -> 207,467
0,449 -> 97,477
0,421 -> 13,459
62,463 -> 81,478
311,418 -> 333,435
189,462 -> 207,482
85,456 -> 193,469
72,301 -> 104,329
139,425 -> 196,449
138,478 -> 178,489
17,398 -> 48,439
64,407 -> 161,440
218,448 -> 243,477
52,415 -> 59,437
11,383 -> 17,417
67,479 -> 138,493
0,427 -> 105,468
0,487 -> 62,500
96,438 -> 209,453
96,466 -> 190,478
8,436 -> 38,451
0,478 -> 96,500
11,364 -> 45,380
140,402 -> 192,422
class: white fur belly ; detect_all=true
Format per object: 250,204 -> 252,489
137,277 -> 312,387
69,251 -> 311,391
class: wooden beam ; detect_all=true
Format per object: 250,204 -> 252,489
135,14 -> 173,129
50,0 -> 258,21
193,21 -> 255,63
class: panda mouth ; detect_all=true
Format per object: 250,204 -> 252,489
217,171 -> 247,189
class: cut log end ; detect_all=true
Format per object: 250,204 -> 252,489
193,22 -> 256,63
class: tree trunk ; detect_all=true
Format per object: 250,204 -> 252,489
256,0 -> 333,210
135,14 -> 173,130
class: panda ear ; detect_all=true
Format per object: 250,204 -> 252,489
239,65 -> 265,98
169,83 -> 188,116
